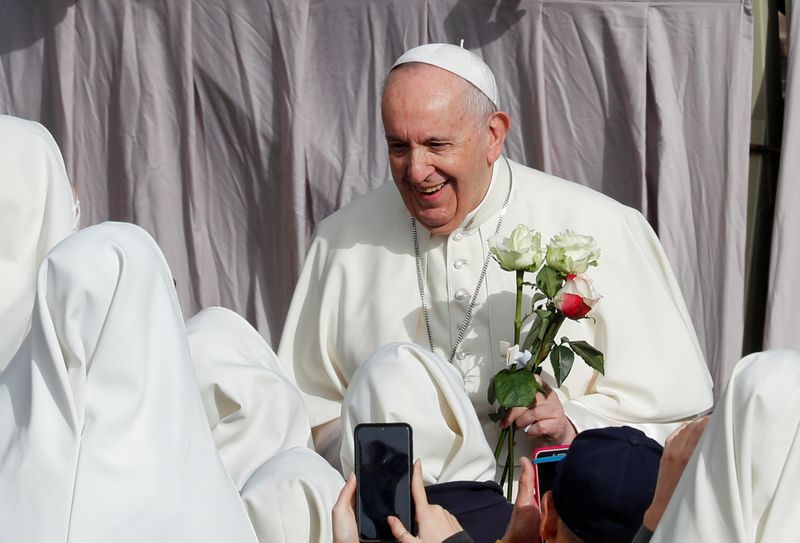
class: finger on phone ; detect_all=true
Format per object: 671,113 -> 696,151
387,515 -> 415,541
410,459 -> 428,508
516,456 -> 536,506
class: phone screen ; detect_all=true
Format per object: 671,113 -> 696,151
355,423 -> 414,542
532,446 -> 569,505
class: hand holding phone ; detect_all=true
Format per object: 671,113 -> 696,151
500,457 -> 542,543
386,460 -> 464,542
355,423 -> 415,542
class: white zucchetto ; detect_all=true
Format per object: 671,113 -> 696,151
391,43 -> 499,107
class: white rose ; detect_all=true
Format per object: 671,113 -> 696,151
488,224 -> 545,272
546,230 -> 600,274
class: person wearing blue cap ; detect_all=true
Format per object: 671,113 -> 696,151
539,426 -> 662,543
331,426 -> 663,543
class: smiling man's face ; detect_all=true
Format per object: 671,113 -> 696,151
381,64 -> 507,235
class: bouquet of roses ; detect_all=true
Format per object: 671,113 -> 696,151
487,225 -> 605,499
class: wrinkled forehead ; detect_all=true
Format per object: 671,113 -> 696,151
382,63 -> 471,109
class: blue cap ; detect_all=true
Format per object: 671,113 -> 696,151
552,426 -> 662,543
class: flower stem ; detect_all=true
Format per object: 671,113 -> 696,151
514,270 -> 524,345
494,427 -> 508,459
506,426 -> 515,501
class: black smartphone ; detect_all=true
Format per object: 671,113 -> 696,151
532,444 -> 569,506
354,422 -> 415,542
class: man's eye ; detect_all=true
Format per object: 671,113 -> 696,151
388,143 -> 408,153
429,142 -> 448,150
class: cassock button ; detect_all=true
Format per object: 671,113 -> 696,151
457,350 -> 470,360
454,259 -> 468,270
452,231 -> 464,242
454,288 -> 470,301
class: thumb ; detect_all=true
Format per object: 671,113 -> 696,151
388,515 -> 418,542
516,456 -> 536,507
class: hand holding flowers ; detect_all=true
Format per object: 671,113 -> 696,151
487,225 -> 605,499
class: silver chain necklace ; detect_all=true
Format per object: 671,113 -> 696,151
412,157 -> 513,363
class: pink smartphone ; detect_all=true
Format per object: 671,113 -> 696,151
532,444 -> 569,506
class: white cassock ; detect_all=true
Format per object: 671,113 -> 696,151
278,157 -> 713,463
340,342 -> 496,484
0,222 -> 257,543
186,306 -> 344,543
0,115 -> 77,373
651,349 -> 800,543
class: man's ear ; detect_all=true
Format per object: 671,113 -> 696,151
540,490 -> 559,541
486,110 -> 510,164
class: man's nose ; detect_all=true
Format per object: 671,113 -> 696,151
406,149 -> 434,183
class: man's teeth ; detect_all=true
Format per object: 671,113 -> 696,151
418,182 -> 445,194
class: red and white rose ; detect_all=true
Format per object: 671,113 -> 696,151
553,273 -> 601,320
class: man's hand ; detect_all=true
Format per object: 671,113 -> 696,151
388,460 -> 464,543
500,456 -> 542,543
642,416 -> 710,531
500,384 -> 577,446
332,474 -> 359,543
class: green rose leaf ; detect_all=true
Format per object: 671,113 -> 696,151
551,345 -> 575,387
490,406 -> 508,423
493,368 -> 541,408
537,265 -> 564,299
568,340 -> 605,375
488,375 -> 496,404
522,310 -> 550,353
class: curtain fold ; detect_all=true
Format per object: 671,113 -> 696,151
0,0 -> 753,388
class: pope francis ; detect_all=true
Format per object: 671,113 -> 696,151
278,44 -> 713,471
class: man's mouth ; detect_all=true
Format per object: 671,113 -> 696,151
416,182 -> 446,195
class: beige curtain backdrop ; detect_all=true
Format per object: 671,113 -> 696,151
0,0 -> 753,392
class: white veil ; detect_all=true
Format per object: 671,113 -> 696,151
186,306 -> 344,543
0,115 -> 76,372
651,349 -> 800,542
0,222 -> 256,543
340,342 -> 497,484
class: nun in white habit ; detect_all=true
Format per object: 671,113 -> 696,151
186,306 -> 344,543
650,349 -> 800,542
340,342 -> 512,543
0,222 -> 257,543
0,115 -> 79,373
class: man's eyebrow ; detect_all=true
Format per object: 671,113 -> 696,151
384,135 -> 450,144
